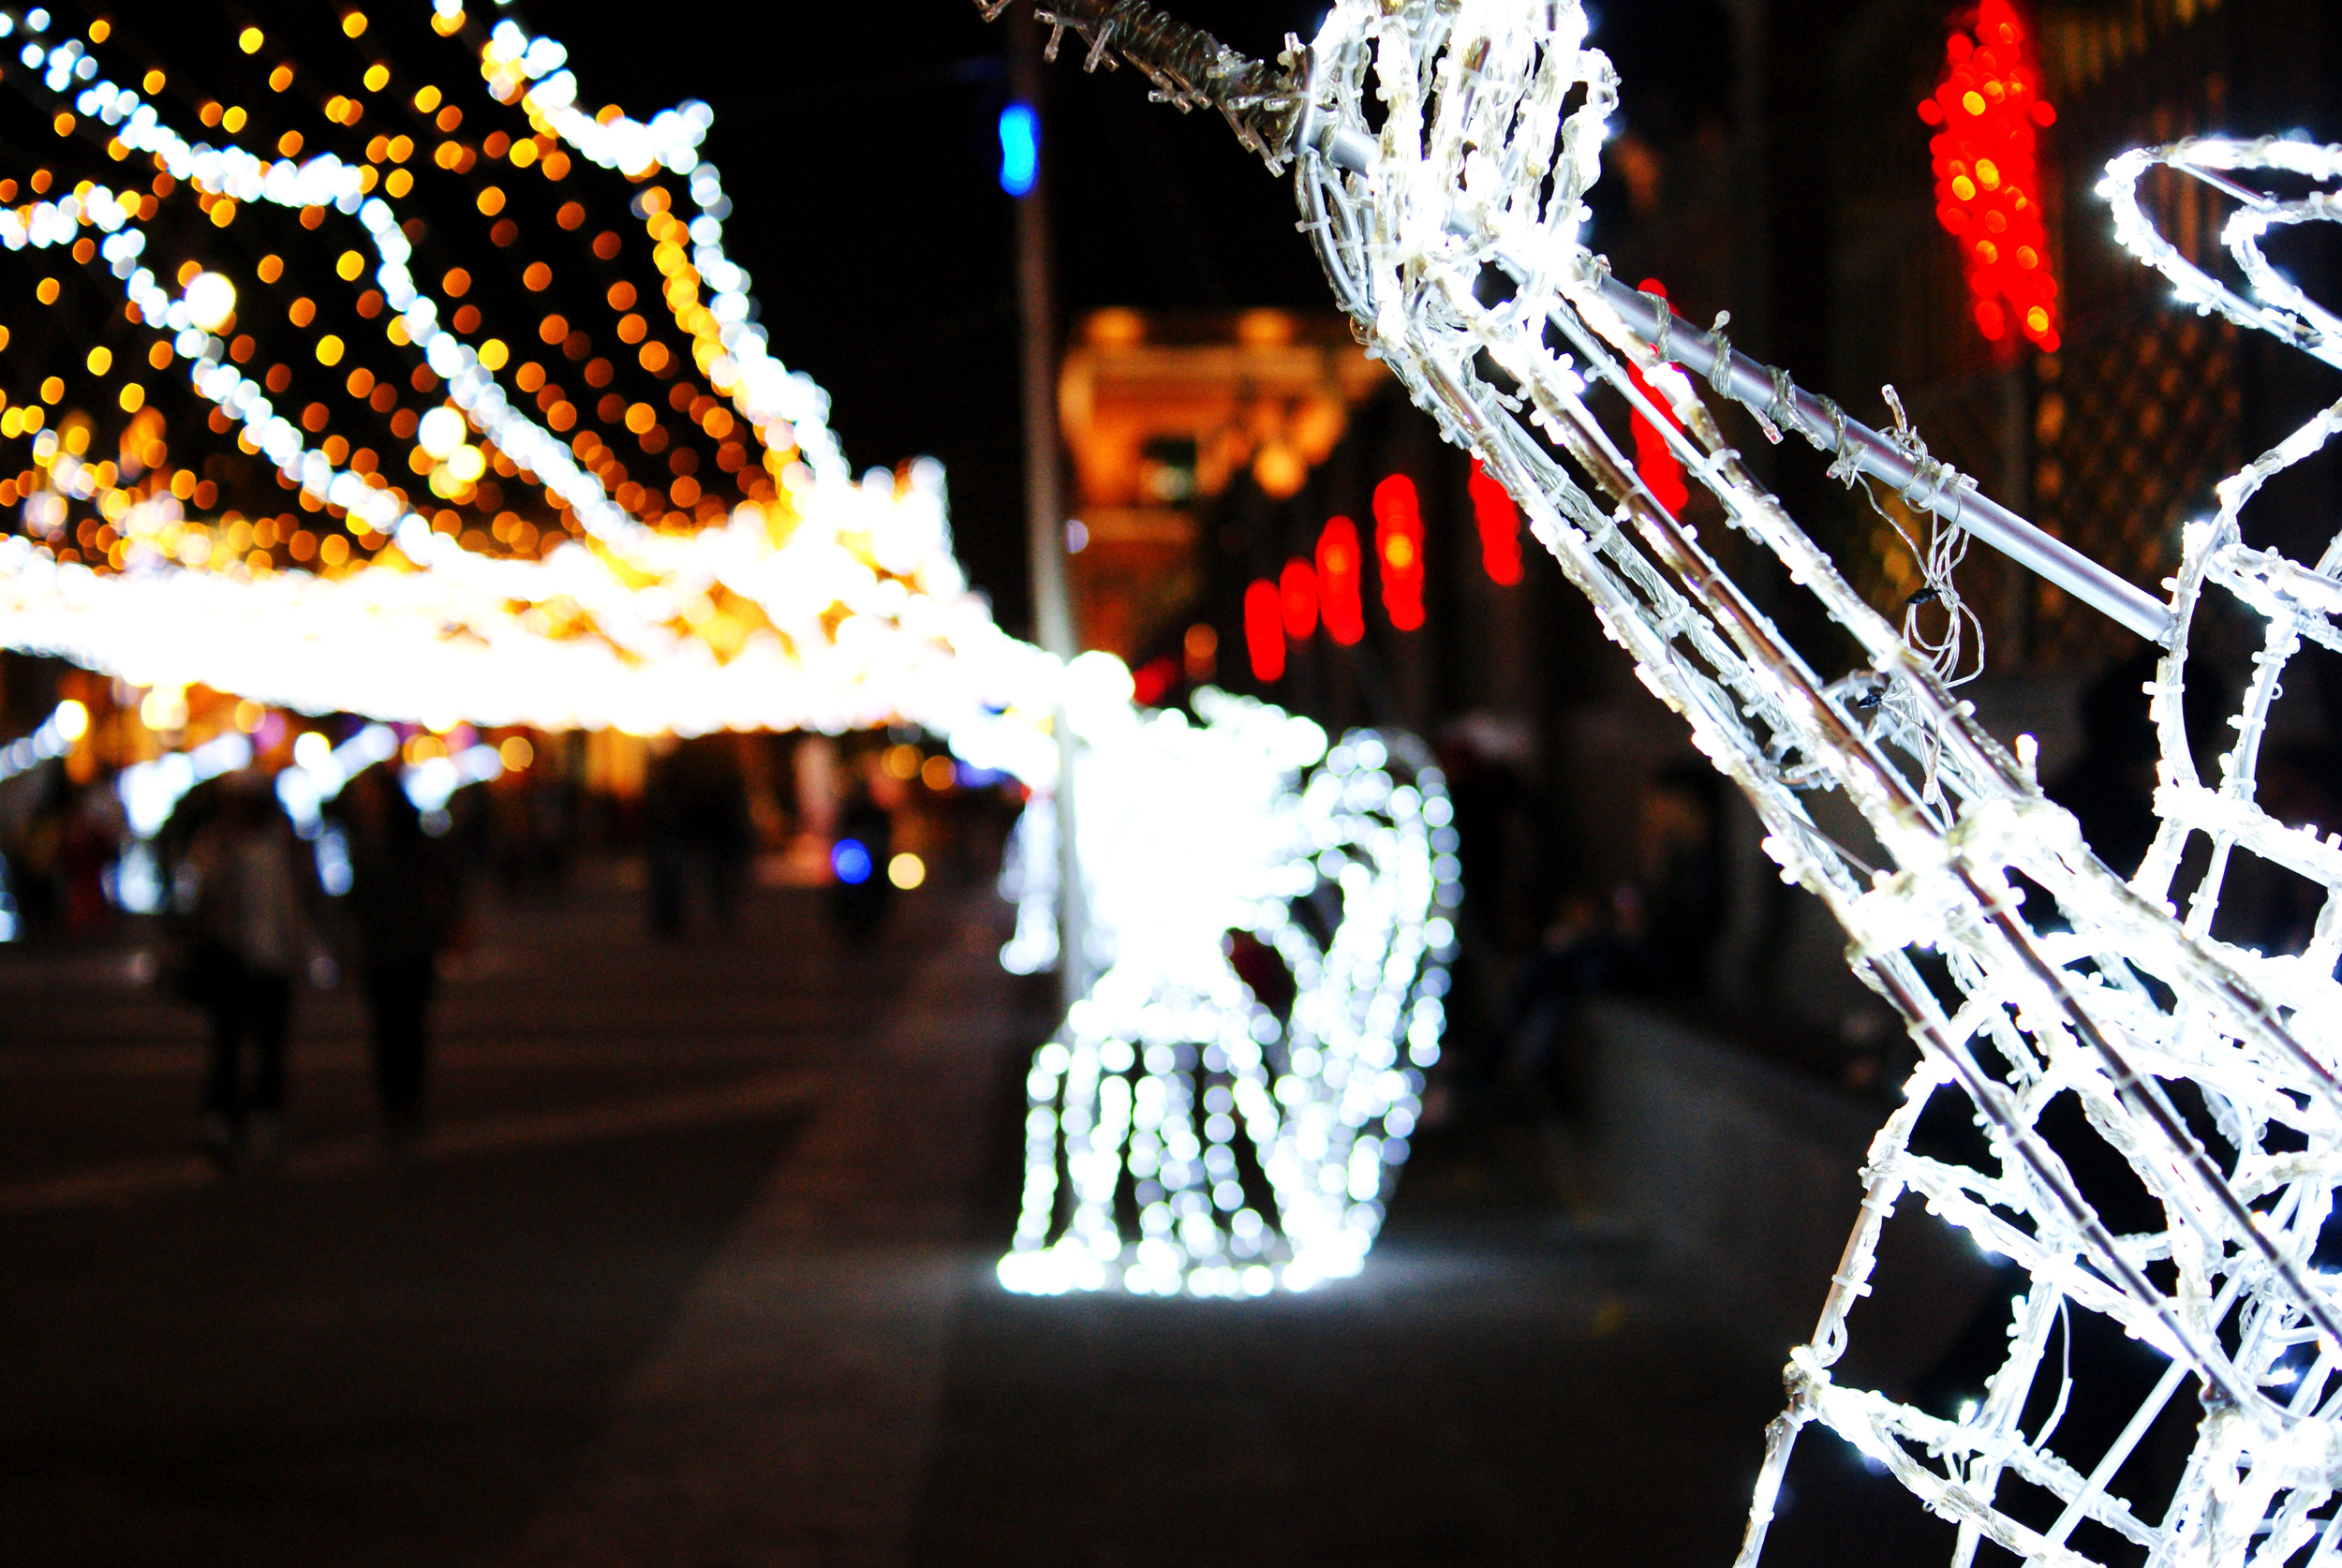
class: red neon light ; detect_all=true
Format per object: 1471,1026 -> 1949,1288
1921,0 -> 2058,352
1280,559 -> 1318,641
1627,278 -> 1690,515
1371,474 -> 1427,631
1243,579 -> 1285,681
1467,460 -> 1523,586
1316,516 -> 1366,646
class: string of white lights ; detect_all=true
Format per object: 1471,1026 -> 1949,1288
38,5 -> 836,556
0,4 -> 1052,752
989,0 -> 2342,1549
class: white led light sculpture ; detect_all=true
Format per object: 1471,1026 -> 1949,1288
992,0 -> 2342,1554
0,6 -> 1457,1289
998,688 -> 1458,1296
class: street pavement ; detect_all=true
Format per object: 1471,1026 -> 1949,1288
0,863 -> 1942,1568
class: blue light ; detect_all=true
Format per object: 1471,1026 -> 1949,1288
998,102 -> 1038,198
832,838 -> 874,885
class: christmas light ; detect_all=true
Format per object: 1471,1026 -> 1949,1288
1280,557 -> 1318,639
0,6 -> 1059,755
1242,577 -> 1284,681
0,695 -> 83,782
997,690 -> 1458,1296
991,0 -> 2342,1546
1466,459 -> 1522,586
180,271 -> 236,333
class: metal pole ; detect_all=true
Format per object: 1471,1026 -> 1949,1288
1584,274 -> 2177,644
1009,2 -> 1089,1005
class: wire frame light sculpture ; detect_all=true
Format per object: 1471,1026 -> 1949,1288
999,692 -> 1457,1295
986,0 -> 2342,1558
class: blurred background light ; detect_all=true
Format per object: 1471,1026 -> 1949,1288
998,102 -> 1038,199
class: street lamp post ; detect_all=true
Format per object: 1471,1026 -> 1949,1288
1005,1 -> 1089,1008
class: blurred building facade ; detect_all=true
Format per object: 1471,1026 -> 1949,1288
1056,307 -> 1384,662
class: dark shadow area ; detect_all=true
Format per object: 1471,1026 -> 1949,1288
0,1113 -> 805,1568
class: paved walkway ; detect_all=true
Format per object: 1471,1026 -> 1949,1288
0,867 -> 1938,1567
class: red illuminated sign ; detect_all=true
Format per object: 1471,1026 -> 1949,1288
1280,558 -> 1318,641
1467,459 -> 1523,586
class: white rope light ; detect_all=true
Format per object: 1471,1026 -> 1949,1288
990,0 -> 2342,1546
0,4 -> 1455,1287
0,5 -> 1042,747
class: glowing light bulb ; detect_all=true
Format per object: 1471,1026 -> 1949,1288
444,444 -> 486,483
416,406 -> 467,459
52,698 -> 86,741
181,271 -> 234,331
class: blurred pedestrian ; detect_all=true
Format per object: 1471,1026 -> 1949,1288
827,781 -> 893,942
1505,760 -> 1727,1112
59,781 -> 125,938
644,734 -> 751,938
178,770 -> 319,1167
339,764 -> 463,1141
7,773 -> 67,941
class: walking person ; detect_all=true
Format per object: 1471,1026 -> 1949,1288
644,734 -> 752,939
179,771 -> 319,1168
337,764 -> 463,1142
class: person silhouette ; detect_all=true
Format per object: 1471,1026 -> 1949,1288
336,764 -> 463,1142
180,770 -> 319,1167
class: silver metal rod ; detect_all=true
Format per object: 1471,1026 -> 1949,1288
1587,276 -> 2176,644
